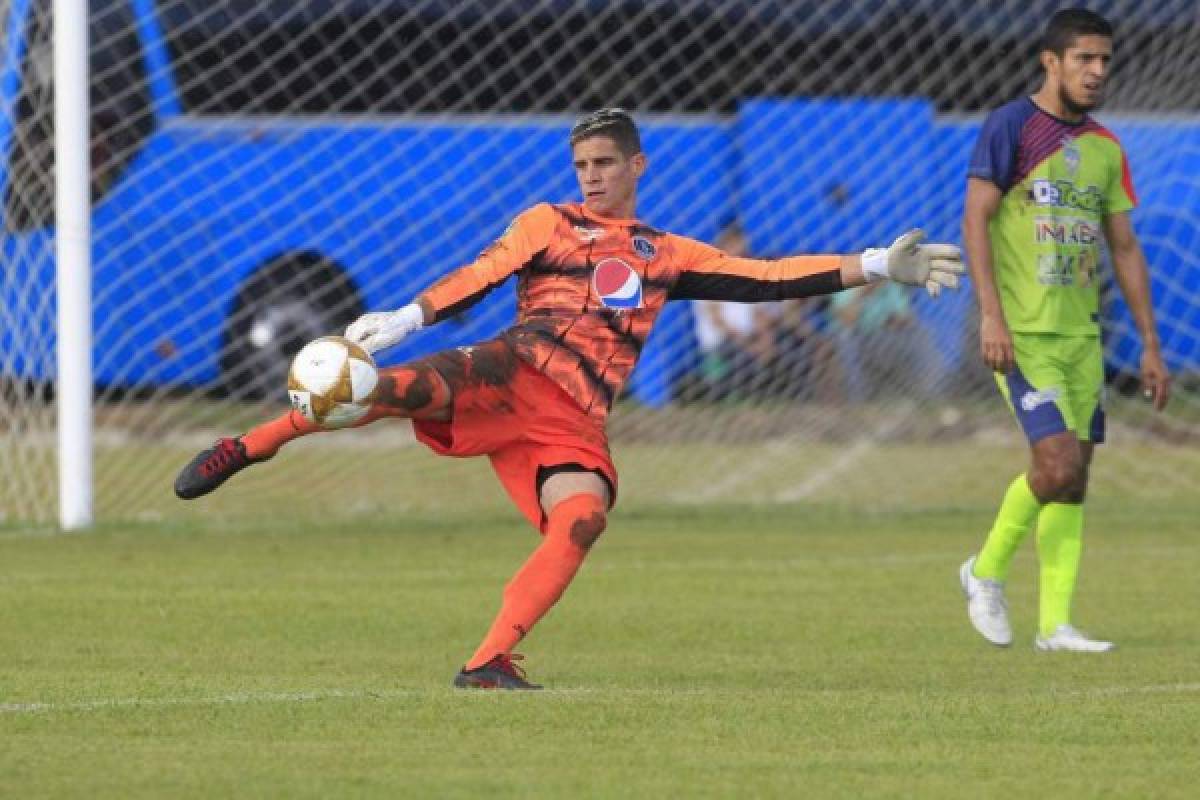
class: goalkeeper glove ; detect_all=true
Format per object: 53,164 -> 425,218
344,303 -> 424,353
861,229 -> 964,297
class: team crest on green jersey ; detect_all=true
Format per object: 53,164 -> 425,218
1062,137 -> 1081,177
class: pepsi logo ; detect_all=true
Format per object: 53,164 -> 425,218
592,257 -> 643,309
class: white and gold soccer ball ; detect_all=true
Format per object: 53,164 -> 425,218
287,336 -> 380,429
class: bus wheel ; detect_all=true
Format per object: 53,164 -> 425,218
219,252 -> 364,401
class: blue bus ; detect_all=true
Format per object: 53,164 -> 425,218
0,0 -> 735,402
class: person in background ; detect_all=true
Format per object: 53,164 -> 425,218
691,224 -> 775,400
830,280 -> 943,403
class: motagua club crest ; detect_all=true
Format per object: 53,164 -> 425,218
632,234 -> 657,260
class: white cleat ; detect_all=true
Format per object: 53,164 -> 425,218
1035,624 -> 1115,653
959,556 -> 1012,646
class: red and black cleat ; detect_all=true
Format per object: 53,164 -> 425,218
174,437 -> 262,499
453,653 -> 543,690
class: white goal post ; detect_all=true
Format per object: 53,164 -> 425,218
54,0 -> 92,529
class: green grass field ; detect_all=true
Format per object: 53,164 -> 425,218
3,498 -> 1199,798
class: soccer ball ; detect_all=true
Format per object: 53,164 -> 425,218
287,336 -> 380,429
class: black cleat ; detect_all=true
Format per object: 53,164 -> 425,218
174,437 -> 261,499
453,653 -> 542,690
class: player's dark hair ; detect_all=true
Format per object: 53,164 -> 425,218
1041,8 -> 1113,56
569,108 -> 642,155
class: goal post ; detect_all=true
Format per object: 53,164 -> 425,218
54,0 -> 92,530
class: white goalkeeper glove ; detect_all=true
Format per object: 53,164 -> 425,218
344,303 -> 425,354
861,229 -> 965,297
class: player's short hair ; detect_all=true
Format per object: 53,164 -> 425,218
1041,9 -> 1113,56
569,108 -> 642,155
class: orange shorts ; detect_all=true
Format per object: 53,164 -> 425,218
411,339 -> 617,532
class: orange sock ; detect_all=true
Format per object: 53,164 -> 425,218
240,410 -> 319,460
466,492 -> 607,669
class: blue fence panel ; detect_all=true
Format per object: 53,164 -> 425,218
734,97 -> 936,254
735,98 -> 970,388
629,122 -> 737,405
924,119 -> 983,378
1101,121 -> 1200,374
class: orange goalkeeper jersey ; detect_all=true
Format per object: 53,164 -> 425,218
420,202 -> 844,423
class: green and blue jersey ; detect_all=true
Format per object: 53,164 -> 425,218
968,97 -> 1137,336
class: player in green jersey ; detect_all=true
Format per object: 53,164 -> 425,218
959,9 -> 1170,652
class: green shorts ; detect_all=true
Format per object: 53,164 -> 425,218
993,333 -> 1105,444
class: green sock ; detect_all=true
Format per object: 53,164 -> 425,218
1036,502 -> 1084,637
974,474 -> 1042,582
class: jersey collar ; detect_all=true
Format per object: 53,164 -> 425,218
1026,95 -> 1090,128
578,203 -> 640,226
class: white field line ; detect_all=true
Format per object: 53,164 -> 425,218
773,435 -> 877,502
5,683 -> 1200,716
3,553 -> 961,585
592,544 -> 1196,573
0,687 -> 417,715
774,407 -> 913,503
670,437 -> 798,503
587,550 -> 966,573
1058,683 -> 1200,698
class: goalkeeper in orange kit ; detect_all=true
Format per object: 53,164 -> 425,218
175,109 -> 964,689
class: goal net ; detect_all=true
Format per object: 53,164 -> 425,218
3,0 -> 1198,526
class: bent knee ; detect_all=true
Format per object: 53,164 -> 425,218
569,510 -> 607,550
1046,465 -> 1078,493
1033,459 -> 1086,502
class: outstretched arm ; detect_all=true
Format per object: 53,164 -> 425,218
1104,211 -> 1170,410
963,177 -> 1012,373
345,204 -> 556,353
668,230 -> 962,302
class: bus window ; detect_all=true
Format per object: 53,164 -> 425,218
4,0 -> 154,232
